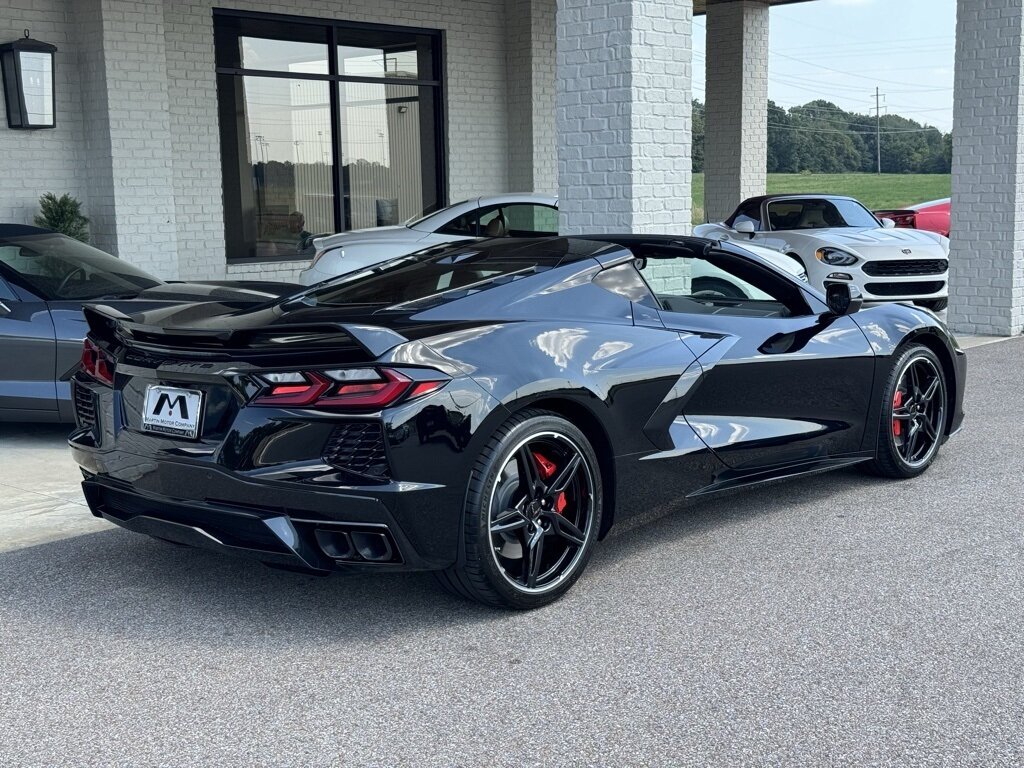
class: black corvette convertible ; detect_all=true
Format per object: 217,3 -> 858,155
69,235 -> 966,608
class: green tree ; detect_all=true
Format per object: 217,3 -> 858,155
692,99 -> 705,173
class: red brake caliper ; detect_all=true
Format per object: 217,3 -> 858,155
532,451 -> 568,514
892,390 -> 904,437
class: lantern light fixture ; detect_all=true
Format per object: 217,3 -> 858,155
0,29 -> 57,129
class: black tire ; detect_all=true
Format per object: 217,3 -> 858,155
915,298 -> 948,312
691,277 -> 747,300
863,344 -> 948,479
436,409 -> 603,609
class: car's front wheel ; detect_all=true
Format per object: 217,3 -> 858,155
864,344 -> 948,479
915,298 -> 949,312
437,409 -> 603,609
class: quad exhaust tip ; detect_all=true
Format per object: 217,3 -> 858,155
314,527 -> 397,564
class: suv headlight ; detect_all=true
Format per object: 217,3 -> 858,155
815,247 -> 859,266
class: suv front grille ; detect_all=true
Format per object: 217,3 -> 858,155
72,381 -> 97,429
865,281 -> 945,297
322,422 -> 389,480
863,259 -> 948,277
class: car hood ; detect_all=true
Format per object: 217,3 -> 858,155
313,226 -> 419,252
793,227 -> 945,247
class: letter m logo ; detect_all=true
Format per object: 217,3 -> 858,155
154,392 -> 189,419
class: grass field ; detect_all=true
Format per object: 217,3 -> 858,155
692,173 -> 951,223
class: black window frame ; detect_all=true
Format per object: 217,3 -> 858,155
213,8 -> 448,264
633,247 -> 814,319
725,200 -> 763,230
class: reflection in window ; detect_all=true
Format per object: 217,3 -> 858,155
339,83 -> 432,230
240,76 -> 333,260
241,37 -> 328,74
215,12 -> 443,262
18,51 -> 54,124
339,46 -> 420,79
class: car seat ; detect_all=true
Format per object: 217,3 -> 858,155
797,207 -> 829,228
483,212 -> 507,237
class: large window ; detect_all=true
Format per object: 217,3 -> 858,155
214,11 -> 445,262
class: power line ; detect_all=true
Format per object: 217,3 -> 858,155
772,50 -> 951,90
768,123 -> 942,135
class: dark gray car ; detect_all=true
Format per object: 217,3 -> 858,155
0,225 -> 297,422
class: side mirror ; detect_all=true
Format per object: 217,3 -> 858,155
825,282 -> 863,316
880,218 -> 896,229
734,221 -> 756,236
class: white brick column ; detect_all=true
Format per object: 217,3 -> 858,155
506,0 -> 557,194
556,0 -> 693,234
948,0 -> 1024,336
72,0 -> 179,278
703,0 -> 769,224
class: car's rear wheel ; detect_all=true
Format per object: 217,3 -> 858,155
864,344 -> 948,479
437,409 -> 602,609
915,298 -> 948,312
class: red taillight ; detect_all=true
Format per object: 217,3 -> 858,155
251,368 -> 446,410
81,338 -> 114,386
254,372 -> 332,406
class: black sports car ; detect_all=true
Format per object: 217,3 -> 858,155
69,235 -> 966,608
0,224 -> 297,422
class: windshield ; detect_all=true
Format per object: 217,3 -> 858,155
766,199 -> 880,231
404,200 -> 470,229
0,233 -> 162,300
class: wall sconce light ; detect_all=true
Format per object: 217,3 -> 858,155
0,30 -> 58,129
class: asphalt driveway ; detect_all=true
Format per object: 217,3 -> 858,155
1,338 -> 1021,766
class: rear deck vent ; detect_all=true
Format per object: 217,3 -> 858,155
322,422 -> 389,479
72,381 -> 97,430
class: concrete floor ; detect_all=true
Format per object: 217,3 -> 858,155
0,337 -> 1021,766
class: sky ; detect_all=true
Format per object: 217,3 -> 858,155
692,0 -> 957,132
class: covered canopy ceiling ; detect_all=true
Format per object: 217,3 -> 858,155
694,0 -> 817,14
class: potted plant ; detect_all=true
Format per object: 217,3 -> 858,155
34,193 -> 89,242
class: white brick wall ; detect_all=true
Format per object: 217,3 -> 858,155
556,0 -> 693,236
163,0 -> 513,280
93,0 -> 180,277
226,259 -> 308,282
703,0 -> 769,224
0,0 -> 512,282
0,1 -> 90,227
949,0 -> 1024,336
506,0 -> 557,194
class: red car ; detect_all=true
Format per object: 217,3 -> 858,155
875,198 -> 951,238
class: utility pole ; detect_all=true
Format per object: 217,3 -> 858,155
873,87 -> 884,175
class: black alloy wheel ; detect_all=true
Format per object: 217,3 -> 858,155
865,344 -> 948,478
437,410 -> 602,609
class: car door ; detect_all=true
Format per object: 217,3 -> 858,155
0,274 -> 58,419
638,249 -> 876,472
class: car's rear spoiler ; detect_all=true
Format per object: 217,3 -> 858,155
81,304 -> 408,359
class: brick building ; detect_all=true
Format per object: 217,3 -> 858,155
0,0 -> 1021,335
